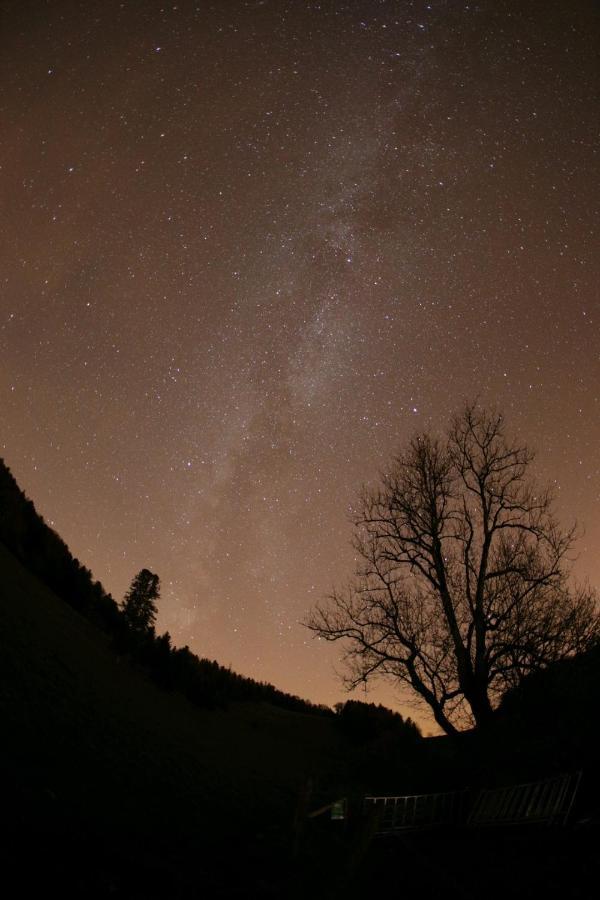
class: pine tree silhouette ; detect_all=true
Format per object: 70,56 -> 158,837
121,569 -> 160,634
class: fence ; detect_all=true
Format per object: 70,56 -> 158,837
365,772 -> 581,833
364,789 -> 468,832
467,771 -> 581,827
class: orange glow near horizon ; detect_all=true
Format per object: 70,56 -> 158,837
1,0 -> 598,733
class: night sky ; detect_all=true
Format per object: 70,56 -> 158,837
2,0 -> 598,731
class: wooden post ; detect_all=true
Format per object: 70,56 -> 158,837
292,777 -> 313,858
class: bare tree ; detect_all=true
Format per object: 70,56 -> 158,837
306,405 -> 599,734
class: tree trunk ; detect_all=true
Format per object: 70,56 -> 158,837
467,683 -> 494,729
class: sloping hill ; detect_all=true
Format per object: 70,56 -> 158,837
0,540 -> 348,897
0,457 -> 334,716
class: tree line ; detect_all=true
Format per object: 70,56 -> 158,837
0,458 -> 331,717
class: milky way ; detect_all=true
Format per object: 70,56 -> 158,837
2,0 -> 598,731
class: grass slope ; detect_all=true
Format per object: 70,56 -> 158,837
0,540 -> 348,897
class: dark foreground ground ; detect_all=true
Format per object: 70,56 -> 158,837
2,527 -> 600,897
351,825 -> 600,900
2,812 -> 599,898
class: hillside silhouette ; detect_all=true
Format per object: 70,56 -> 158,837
0,458 -> 421,897
2,456 -> 600,897
0,457 -> 339,716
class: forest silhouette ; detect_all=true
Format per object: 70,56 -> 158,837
0,457 -> 343,716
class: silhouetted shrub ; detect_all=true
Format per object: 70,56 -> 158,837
334,699 -> 421,744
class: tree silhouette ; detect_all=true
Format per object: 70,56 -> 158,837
306,404 -> 599,735
121,569 -> 160,634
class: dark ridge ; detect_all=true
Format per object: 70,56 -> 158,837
0,460 -> 422,897
0,457 -> 332,716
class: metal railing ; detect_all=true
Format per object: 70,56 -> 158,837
364,771 -> 582,833
467,771 -> 581,827
364,789 -> 468,832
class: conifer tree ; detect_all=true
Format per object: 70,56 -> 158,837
121,568 -> 160,634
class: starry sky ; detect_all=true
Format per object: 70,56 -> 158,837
1,0 -> 598,731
